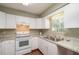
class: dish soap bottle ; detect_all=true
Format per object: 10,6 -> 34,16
40,32 -> 42,37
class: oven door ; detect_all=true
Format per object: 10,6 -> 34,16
16,37 -> 31,51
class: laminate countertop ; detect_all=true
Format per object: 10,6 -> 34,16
40,37 -> 79,53
56,37 -> 79,53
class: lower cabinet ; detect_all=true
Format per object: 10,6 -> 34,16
1,40 -> 15,55
31,37 -> 38,50
48,42 -> 59,55
38,38 -> 58,55
38,39 -> 48,55
0,41 -> 2,55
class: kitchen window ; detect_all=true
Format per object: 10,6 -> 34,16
50,12 -> 64,33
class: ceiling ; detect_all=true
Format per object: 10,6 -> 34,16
0,3 -> 67,17
0,3 -> 53,15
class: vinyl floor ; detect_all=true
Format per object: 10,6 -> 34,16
24,49 -> 43,55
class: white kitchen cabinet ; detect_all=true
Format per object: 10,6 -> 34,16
38,18 -> 50,29
1,40 -> 15,55
36,18 -> 43,29
31,37 -> 38,50
43,18 -> 50,29
0,39 -> 2,55
48,42 -> 58,55
41,39 -> 48,55
16,15 -> 36,29
16,16 -> 23,24
29,18 -> 42,29
35,18 -> 50,29
16,16 -> 30,25
0,11 -> 6,28
38,38 -> 48,55
29,18 -> 50,29
0,11 -> 49,29
38,38 -> 58,55
24,17 -> 30,25
16,16 -> 50,29
38,38 -> 43,52
64,4 -> 79,28
6,14 -> 16,29
35,18 -> 40,29
0,11 -> 16,29
29,19 -> 36,29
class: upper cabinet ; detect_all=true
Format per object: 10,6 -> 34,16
0,11 -> 16,29
35,18 -> 42,29
43,18 -> 50,29
0,11 -> 50,29
16,16 -> 30,25
35,18 -> 50,29
64,4 -> 79,28
16,16 -> 50,29
29,18 -> 36,29
0,11 -> 6,28
6,14 -> 16,29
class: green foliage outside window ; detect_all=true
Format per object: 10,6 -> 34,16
51,12 -> 64,32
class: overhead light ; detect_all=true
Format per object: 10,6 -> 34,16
22,3 -> 30,6
17,0 -> 31,6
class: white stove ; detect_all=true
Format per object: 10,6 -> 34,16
16,32 -> 31,55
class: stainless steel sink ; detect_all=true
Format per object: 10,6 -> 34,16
41,36 -> 64,42
43,36 -> 49,39
49,36 -> 64,42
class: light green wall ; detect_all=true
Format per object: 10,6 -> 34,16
64,28 -> 79,38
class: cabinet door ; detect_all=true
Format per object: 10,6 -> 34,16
31,37 -> 38,50
24,17 -> 30,25
0,11 -> 5,28
38,39 -> 42,52
16,16 -> 25,24
16,16 -> 22,24
48,42 -> 58,55
29,19 -> 36,29
36,18 -> 50,29
41,18 -> 50,29
64,4 -> 79,28
42,18 -> 50,29
6,14 -> 16,29
38,39 -> 44,54
38,39 -> 48,55
36,18 -> 42,29
42,39 -> 48,55
2,40 -> 15,55
16,16 -> 36,29
0,41 -> 2,55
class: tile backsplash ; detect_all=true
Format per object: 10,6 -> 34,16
0,28 -> 78,42
64,28 -> 79,38
0,29 -> 16,41
41,28 -> 79,39
41,29 -> 64,39
30,29 -> 40,37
